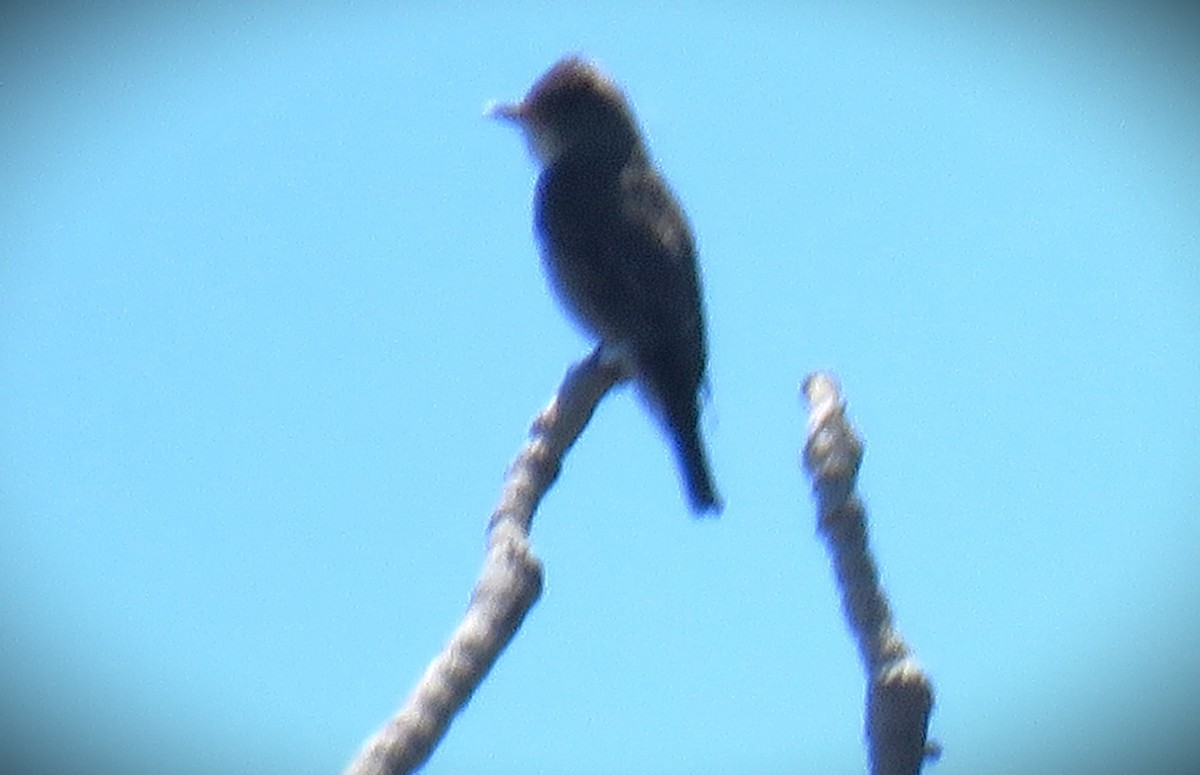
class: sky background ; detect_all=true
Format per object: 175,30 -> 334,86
2,1 -> 1198,773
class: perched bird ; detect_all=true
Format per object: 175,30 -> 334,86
487,56 -> 722,515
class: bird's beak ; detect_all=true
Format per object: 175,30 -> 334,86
483,100 -> 525,123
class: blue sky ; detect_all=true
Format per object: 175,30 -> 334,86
2,2 -> 1198,773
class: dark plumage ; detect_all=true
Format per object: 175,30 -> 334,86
488,56 -> 721,515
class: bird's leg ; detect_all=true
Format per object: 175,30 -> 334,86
590,342 -> 637,384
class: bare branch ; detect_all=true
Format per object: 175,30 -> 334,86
343,353 -> 624,775
800,372 -> 938,775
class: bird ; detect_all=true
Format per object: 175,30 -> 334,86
487,56 -> 722,515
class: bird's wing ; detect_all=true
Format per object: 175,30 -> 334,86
614,165 -> 704,341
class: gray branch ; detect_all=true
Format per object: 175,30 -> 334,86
800,372 -> 938,775
343,352 -> 624,775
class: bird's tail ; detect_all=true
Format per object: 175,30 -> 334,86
675,423 -> 722,516
636,342 -> 722,516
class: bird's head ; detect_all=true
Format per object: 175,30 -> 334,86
486,56 -> 643,167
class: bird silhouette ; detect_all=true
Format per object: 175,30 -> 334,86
489,56 -> 722,515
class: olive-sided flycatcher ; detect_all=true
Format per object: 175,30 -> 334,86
488,56 -> 722,515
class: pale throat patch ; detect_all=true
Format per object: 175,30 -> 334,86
522,122 -> 565,168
